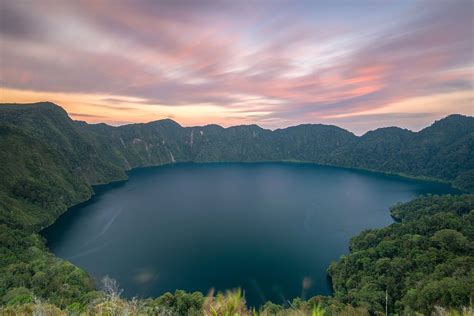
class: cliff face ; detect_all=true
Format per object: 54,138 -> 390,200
1,102 -> 473,230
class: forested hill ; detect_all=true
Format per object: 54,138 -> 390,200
1,102 -> 473,314
0,102 -> 473,230
328,195 -> 474,314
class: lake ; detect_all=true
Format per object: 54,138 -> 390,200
42,163 -> 457,307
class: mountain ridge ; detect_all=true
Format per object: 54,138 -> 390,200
3,101 -> 471,135
0,102 -> 473,231
0,102 -> 473,314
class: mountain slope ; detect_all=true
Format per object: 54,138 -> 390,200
0,102 -> 473,230
0,102 -> 473,314
328,194 -> 474,314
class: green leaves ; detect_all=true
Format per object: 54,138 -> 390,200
0,103 -> 473,314
328,195 -> 474,314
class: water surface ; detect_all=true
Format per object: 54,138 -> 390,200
42,163 -> 457,306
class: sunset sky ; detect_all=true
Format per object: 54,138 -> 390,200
1,0 -> 473,134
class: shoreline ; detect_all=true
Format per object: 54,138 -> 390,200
40,160 -> 460,234
38,161 -> 460,302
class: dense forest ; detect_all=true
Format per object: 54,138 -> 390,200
329,195 -> 474,315
0,102 -> 472,231
0,102 -> 473,314
1,194 -> 472,315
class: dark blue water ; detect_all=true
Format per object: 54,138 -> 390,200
42,163 -> 457,306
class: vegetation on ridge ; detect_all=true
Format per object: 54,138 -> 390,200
0,102 -> 472,231
1,193 -> 473,314
329,195 -> 474,315
0,102 -> 473,314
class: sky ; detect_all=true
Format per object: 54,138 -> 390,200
0,0 -> 473,134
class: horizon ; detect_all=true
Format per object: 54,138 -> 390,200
1,0 -> 473,134
3,100 -> 471,136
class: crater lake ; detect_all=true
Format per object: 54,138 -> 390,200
41,163 -> 458,307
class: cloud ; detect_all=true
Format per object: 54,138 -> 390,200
0,0 -> 472,133
69,112 -> 106,119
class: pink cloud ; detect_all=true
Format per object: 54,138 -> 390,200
0,0 -> 472,133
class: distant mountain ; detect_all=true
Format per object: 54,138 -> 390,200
0,102 -> 473,230
1,102 -> 473,315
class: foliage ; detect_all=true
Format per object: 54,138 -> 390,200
0,103 -> 473,314
0,288 -> 366,316
328,195 -> 474,315
454,170 -> 474,193
0,224 -> 97,309
0,102 -> 472,230
2,194 -> 473,314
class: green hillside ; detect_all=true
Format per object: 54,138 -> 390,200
1,194 -> 472,315
1,102 -> 472,231
329,195 -> 474,314
0,102 -> 473,314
